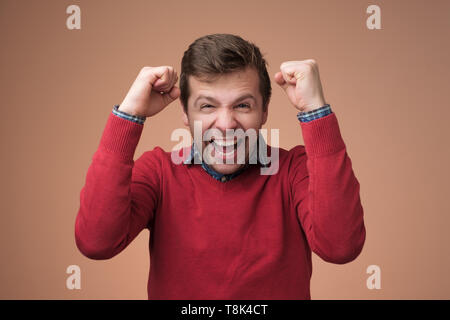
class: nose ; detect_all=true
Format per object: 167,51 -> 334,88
213,108 -> 238,134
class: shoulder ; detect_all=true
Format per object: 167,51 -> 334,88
139,146 -> 166,161
259,144 -> 306,177
134,146 -> 166,172
288,144 -> 306,155
288,144 -> 307,160
138,145 -> 191,167
278,145 -> 308,182
272,144 -> 307,166
286,145 -> 308,169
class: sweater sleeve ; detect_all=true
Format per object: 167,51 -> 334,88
75,112 -> 160,260
289,112 -> 366,264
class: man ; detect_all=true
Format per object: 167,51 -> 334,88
75,33 -> 366,299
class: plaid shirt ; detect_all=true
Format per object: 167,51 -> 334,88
112,103 -> 332,182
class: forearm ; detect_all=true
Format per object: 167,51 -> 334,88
296,112 -> 366,264
75,111 -> 148,259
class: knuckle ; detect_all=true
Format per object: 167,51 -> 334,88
140,66 -> 152,73
280,61 -> 289,69
306,60 -> 318,70
139,66 -> 154,78
303,63 -> 314,72
163,67 -> 171,77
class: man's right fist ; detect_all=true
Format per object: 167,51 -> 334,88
119,66 -> 180,118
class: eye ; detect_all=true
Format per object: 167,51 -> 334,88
235,103 -> 250,109
200,104 -> 214,109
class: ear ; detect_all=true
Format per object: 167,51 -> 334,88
182,107 -> 189,126
261,102 -> 269,125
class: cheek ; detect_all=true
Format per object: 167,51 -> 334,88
197,116 -> 215,132
236,114 -> 263,130
187,119 -> 214,143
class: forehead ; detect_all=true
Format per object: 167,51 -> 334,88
188,67 -> 260,105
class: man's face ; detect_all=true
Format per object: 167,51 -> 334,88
182,67 -> 268,175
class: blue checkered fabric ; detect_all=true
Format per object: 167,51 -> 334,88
112,104 -> 146,125
297,104 -> 332,123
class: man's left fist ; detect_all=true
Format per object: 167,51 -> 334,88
274,59 -> 326,112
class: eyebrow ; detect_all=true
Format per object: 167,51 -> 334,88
194,93 -> 256,106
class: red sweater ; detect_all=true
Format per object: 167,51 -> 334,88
75,111 -> 366,300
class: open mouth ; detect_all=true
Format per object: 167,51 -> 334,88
209,137 -> 244,159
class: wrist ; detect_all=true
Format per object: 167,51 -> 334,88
118,105 -> 137,116
301,98 -> 326,113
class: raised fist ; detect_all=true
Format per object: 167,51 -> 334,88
274,60 -> 326,112
119,66 -> 180,118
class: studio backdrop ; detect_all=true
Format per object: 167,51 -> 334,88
1,0 -> 449,299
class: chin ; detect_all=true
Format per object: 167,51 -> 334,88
202,136 -> 249,175
210,163 -> 245,175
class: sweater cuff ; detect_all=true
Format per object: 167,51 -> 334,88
299,112 -> 346,157
98,111 -> 144,161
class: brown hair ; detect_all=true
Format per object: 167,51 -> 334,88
180,33 -> 271,113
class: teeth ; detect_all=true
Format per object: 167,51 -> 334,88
212,140 -> 236,147
215,147 -> 235,156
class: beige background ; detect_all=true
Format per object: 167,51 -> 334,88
1,0 -> 449,299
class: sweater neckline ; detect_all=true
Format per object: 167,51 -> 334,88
189,162 -> 260,191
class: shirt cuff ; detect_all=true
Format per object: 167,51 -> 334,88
297,104 -> 332,123
112,104 -> 146,125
